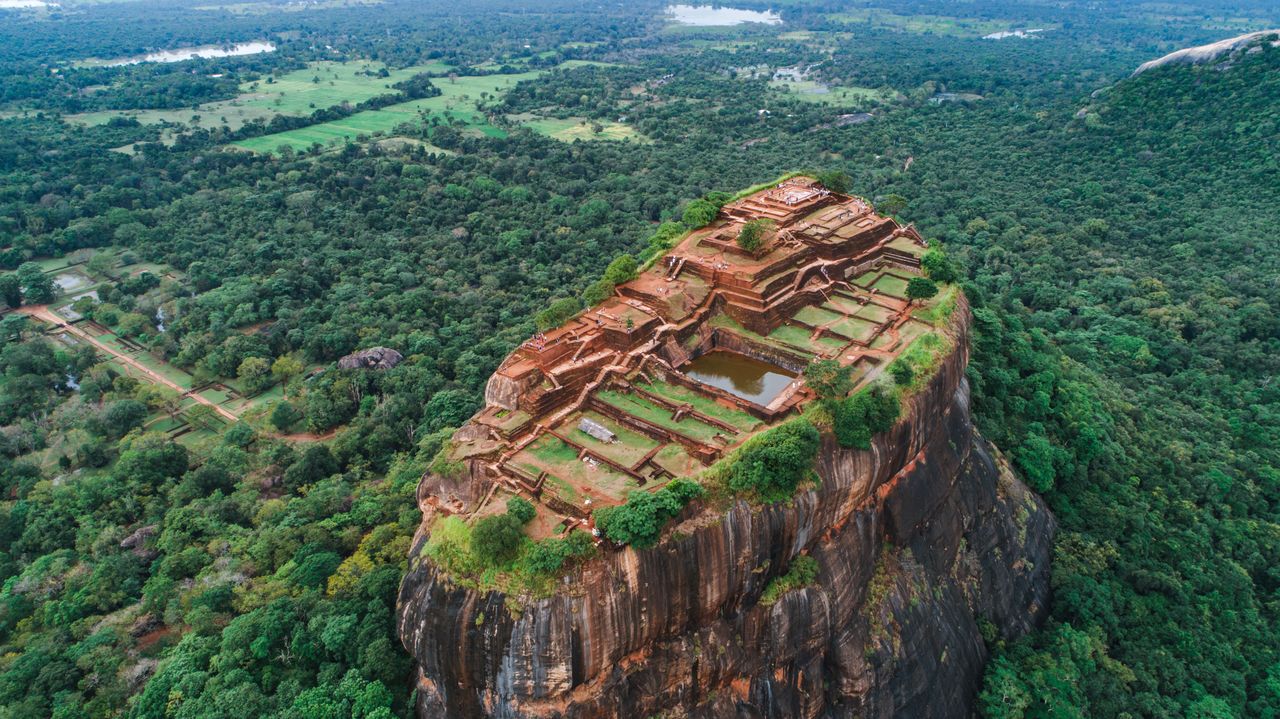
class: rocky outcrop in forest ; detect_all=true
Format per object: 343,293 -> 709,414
1133,29 -> 1280,75
397,302 -> 1055,718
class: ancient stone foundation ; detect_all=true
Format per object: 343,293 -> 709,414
397,303 -> 1055,718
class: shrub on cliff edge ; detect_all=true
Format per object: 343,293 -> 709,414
535,296 -> 583,331
804,359 -> 852,403
518,531 -> 597,576
815,170 -> 852,194
921,248 -> 959,284
833,385 -> 900,450
594,478 -> 704,548
470,513 -> 525,566
470,498 -> 537,566
906,277 -> 939,303
681,199 -> 719,228
722,419 -> 821,503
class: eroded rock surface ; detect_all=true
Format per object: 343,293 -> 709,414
1133,29 -> 1280,75
337,346 -> 404,370
397,307 -> 1055,718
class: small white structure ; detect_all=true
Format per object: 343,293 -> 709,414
578,417 -> 617,444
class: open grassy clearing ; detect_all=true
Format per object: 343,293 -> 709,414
543,474 -> 580,505
768,80 -> 888,105
829,315 -> 880,342
888,235 -> 926,255
707,312 -> 832,359
528,434 -> 579,465
375,137 -> 455,154
595,390 -> 723,443
13,247 -> 127,277
492,408 -> 532,435
848,358 -> 876,387
224,383 -> 285,413
512,434 -> 639,502
513,115 -> 644,142
65,60 -> 450,131
197,386 -> 234,405
885,332 -> 951,393
470,57 -> 614,72
914,284 -> 961,325
28,255 -> 79,273
234,68 -> 548,153
871,273 -> 910,298
637,380 -> 760,432
766,323 -> 840,355
793,305 -> 844,327
894,319 -> 933,348
827,9 -> 1053,37
95,337 -> 198,390
174,427 -> 224,452
821,295 -> 866,316
852,269 -> 880,287
854,302 -> 896,324
661,23 -> 759,38
652,444 -> 703,477
144,414 -> 187,433
580,467 -> 642,503
564,411 -> 658,467
241,60 -> 451,113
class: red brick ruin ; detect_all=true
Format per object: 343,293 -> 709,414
434,177 -> 930,537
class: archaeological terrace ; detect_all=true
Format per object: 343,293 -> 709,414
431,177 -> 935,539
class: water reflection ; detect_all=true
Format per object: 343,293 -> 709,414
666,4 -> 782,26
684,350 -> 795,405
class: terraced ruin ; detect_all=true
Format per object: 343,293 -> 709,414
428,177 -> 937,539
401,177 -> 1052,719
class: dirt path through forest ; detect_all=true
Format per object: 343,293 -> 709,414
17,305 -> 241,423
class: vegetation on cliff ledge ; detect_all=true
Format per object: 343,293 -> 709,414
594,478 -> 704,549
759,554 -> 820,606
423,514 -> 597,598
717,419 -> 822,503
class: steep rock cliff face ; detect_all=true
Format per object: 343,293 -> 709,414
398,306 -> 1055,718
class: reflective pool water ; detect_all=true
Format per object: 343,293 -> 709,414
666,4 -> 782,26
684,350 -> 796,405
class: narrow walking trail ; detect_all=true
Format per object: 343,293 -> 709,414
17,305 -> 240,423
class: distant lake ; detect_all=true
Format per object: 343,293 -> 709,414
666,4 -> 781,26
104,41 -> 276,67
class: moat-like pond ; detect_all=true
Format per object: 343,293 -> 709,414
684,350 -> 796,405
666,4 -> 782,26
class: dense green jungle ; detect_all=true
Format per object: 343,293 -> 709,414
0,0 -> 1276,717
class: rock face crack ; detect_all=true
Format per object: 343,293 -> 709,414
398,302 -> 1055,719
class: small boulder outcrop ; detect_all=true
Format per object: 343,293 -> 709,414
337,347 -> 404,370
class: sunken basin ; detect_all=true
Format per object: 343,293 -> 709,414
682,349 -> 797,406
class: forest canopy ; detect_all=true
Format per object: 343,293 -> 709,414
0,0 -> 1276,718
